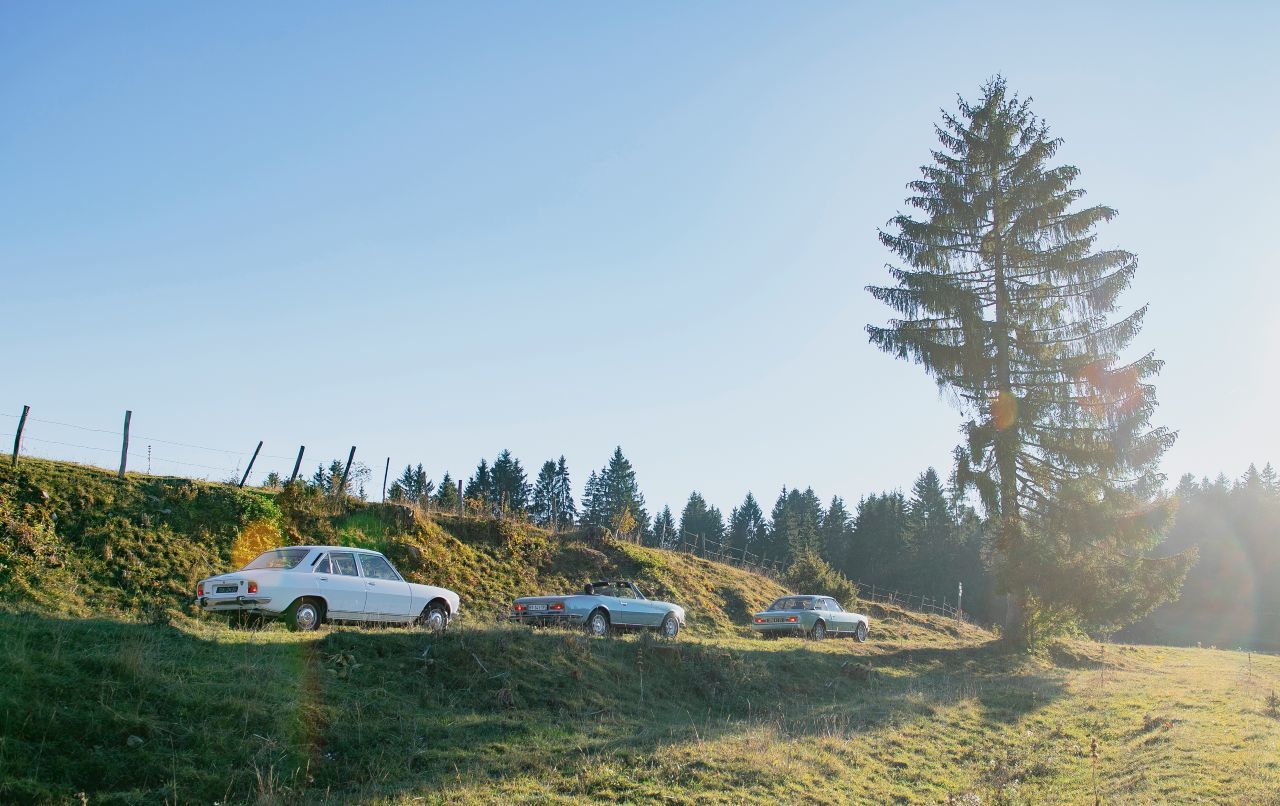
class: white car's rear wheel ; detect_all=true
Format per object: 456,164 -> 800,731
286,600 -> 322,632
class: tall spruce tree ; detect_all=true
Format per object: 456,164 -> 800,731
434,471 -> 459,511
464,458 -> 492,509
490,449 -> 530,515
651,505 -> 677,549
820,495 -> 852,562
679,491 -> 725,548
867,77 -> 1190,641
727,492 -> 767,555
551,456 -> 576,530
531,460 -> 558,527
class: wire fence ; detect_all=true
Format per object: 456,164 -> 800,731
7,403 -> 981,627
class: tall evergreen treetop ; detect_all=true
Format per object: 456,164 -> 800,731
867,77 -> 1190,640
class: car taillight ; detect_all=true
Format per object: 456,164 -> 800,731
786,616 -> 798,623
197,582 -> 204,596
754,617 -> 764,623
514,604 -> 527,612
248,580 -> 258,594
550,602 -> 564,611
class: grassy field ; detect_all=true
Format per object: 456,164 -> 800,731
3,458 -> 1280,803
2,610 -> 1278,804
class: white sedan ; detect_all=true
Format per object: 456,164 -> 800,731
196,545 -> 460,632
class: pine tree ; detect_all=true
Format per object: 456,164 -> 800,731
820,495 -> 852,562
1262,463 -> 1278,495
531,460 -> 558,527
552,456 -> 576,529
490,449 -> 530,515
651,505 -> 677,549
581,470 -> 602,527
867,77 -> 1191,641
601,447 -> 649,535
434,471 -> 459,510
679,491 -> 725,550
464,459 -> 492,510
727,492 -> 767,556
770,487 -> 824,564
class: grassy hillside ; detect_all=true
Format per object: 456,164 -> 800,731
0,457 -> 787,632
4,458 -> 1279,803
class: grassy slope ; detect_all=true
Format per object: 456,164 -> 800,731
3,458 -> 1279,803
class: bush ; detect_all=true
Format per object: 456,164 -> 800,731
784,551 -> 859,609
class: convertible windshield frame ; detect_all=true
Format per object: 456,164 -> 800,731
241,548 -> 312,571
768,596 -> 816,612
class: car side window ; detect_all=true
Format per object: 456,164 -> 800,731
615,586 -> 637,600
825,599 -> 842,612
358,554 -> 401,581
330,552 -> 360,576
314,555 -> 332,574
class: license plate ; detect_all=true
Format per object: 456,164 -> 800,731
525,604 -> 547,611
216,585 -> 237,594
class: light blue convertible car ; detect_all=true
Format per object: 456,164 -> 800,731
511,579 -> 686,638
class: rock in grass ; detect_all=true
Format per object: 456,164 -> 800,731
126,735 -> 144,749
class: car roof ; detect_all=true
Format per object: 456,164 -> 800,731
282,545 -> 383,554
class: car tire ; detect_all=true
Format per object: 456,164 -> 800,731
811,620 -> 827,641
285,599 -> 323,632
420,603 -> 449,633
586,609 -> 610,637
660,613 -> 681,640
854,621 -> 868,643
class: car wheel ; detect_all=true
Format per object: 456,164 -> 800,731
421,604 -> 449,633
854,621 -> 868,643
586,609 -> 610,637
811,620 -> 827,641
660,613 -> 681,639
286,599 -> 322,632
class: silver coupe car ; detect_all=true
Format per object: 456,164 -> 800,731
511,579 -> 686,638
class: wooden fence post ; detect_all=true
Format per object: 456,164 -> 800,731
382,457 -> 390,502
118,410 -> 132,479
11,405 -> 29,467
289,445 -> 305,484
337,446 -> 356,499
239,440 -> 263,487
457,479 -> 463,515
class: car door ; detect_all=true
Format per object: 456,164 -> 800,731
824,599 -> 851,632
628,584 -> 666,627
317,552 -> 366,618
358,553 -> 414,619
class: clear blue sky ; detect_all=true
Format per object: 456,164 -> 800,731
4,2 -> 1278,516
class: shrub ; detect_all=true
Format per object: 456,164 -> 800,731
784,550 -> 859,608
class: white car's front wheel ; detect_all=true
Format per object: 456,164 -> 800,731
286,599 -> 322,632
854,621 -> 868,643
421,604 -> 449,633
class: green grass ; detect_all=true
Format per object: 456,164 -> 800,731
4,457 -> 1280,803
2,612 -> 1277,803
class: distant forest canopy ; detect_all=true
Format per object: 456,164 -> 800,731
266,445 -> 1277,636
1122,465 -> 1280,651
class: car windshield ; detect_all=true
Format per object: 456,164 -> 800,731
768,596 -> 815,611
242,548 -> 311,570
